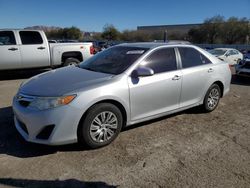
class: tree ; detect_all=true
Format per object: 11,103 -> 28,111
46,26 -> 83,40
188,15 -> 250,44
202,15 -> 225,44
101,24 -> 120,41
62,26 -> 83,40
188,28 -> 205,43
220,17 -> 250,44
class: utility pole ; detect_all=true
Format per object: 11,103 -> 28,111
163,30 -> 168,42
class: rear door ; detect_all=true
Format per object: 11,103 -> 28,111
18,31 -> 50,68
177,47 -> 214,108
128,47 -> 182,121
0,31 -> 21,69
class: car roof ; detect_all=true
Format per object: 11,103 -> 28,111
0,29 -> 42,32
213,48 -> 237,51
118,41 -> 192,49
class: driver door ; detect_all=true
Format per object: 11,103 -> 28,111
128,48 -> 182,121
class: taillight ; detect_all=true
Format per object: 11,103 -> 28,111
90,45 -> 95,55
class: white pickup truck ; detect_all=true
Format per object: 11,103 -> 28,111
0,29 -> 94,70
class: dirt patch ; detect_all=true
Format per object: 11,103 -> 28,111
0,70 -> 250,187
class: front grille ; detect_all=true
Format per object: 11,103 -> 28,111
36,125 -> 55,140
17,118 -> 29,135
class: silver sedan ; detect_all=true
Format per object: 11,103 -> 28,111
12,42 -> 232,148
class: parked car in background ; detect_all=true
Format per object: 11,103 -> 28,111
0,29 -> 94,70
12,42 -> 231,148
209,48 -> 243,65
243,50 -> 250,59
235,58 -> 250,78
48,40 -> 57,43
84,40 -> 109,53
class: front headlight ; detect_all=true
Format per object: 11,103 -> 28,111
29,95 -> 76,110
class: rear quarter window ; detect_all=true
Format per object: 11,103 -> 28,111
179,47 -> 212,68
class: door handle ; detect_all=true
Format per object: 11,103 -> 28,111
37,46 -> 45,50
208,68 -> 214,73
172,75 -> 181,80
8,47 -> 18,51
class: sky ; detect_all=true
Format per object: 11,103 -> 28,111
0,0 -> 249,32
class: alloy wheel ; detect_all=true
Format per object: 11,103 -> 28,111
207,88 -> 220,110
90,111 -> 118,143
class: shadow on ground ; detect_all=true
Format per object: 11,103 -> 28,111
0,104 -> 203,158
231,75 -> 250,86
0,178 -> 117,188
0,106 -> 89,158
0,69 -> 50,81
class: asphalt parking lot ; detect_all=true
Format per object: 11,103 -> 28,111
0,69 -> 250,188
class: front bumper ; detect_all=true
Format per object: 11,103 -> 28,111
235,66 -> 250,78
12,95 -> 83,145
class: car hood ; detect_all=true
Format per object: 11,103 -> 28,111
19,66 -> 114,96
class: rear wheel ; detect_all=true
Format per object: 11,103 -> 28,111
63,58 -> 80,66
78,103 -> 123,149
202,84 -> 221,112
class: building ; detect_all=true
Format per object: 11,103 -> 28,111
137,23 -> 202,35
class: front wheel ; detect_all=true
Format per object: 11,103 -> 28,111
202,84 -> 221,112
78,103 -> 123,149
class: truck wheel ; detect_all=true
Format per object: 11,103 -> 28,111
78,103 -> 123,149
63,58 -> 80,66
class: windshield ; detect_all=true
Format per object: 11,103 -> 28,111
79,46 -> 149,75
209,49 -> 227,56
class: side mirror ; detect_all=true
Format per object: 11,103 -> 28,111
132,67 -> 154,77
225,53 -> 230,57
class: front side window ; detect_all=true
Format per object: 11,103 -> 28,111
227,50 -> 234,56
80,46 -> 149,75
19,31 -> 43,45
233,50 -> 239,55
179,47 -> 211,68
142,48 -> 177,74
0,31 -> 16,45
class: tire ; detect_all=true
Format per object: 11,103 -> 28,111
202,84 -> 221,112
78,103 -> 123,149
63,58 -> 80,66
236,59 -> 241,64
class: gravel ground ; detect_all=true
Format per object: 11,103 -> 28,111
0,69 -> 250,188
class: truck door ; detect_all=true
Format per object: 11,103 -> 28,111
18,31 -> 50,68
0,31 -> 21,70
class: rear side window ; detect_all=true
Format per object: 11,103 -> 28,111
19,31 -> 43,45
179,47 -> 211,68
0,31 -> 16,45
143,48 -> 177,74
